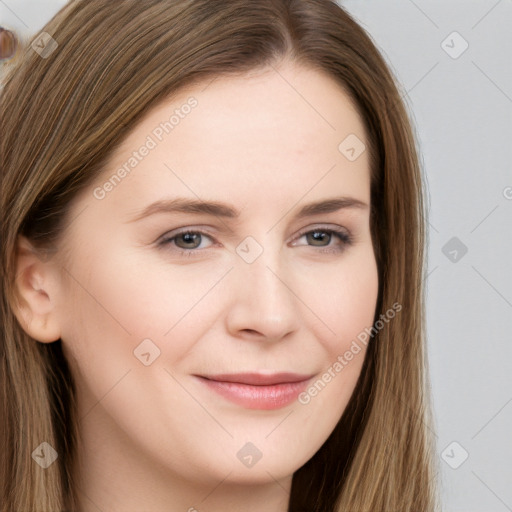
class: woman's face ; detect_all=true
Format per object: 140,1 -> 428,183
47,61 -> 378,498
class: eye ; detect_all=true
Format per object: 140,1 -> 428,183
293,226 -> 353,254
158,229 -> 215,257
157,225 -> 353,257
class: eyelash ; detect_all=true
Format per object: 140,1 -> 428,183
157,225 -> 353,258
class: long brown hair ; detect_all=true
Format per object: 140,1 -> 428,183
0,1 -> 439,510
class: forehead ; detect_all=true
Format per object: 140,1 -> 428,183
88,61 -> 371,218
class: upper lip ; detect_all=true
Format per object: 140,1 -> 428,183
197,372 -> 314,386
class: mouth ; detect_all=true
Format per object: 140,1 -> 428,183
194,372 -> 314,410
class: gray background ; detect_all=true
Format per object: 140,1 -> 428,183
1,1 -> 511,510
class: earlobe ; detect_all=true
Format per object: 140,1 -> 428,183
12,236 -> 62,343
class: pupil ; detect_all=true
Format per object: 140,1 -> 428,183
310,231 -> 329,245
182,233 -> 198,246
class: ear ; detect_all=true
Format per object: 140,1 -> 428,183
12,236 -> 62,343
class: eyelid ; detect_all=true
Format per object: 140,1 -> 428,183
291,223 -> 350,242
157,226 -> 217,248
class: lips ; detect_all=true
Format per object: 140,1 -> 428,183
195,372 -> 314,410
200,372 -> 312,386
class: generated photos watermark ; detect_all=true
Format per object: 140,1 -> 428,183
298,301 -> 402,405
93,96 -> 198,200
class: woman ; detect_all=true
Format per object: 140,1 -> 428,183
0,1 -> 439,510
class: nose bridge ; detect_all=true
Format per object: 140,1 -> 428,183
226,233 -> 299,339
244,248 -> 285,304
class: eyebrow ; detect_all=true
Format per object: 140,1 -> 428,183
128,196 -> 368,223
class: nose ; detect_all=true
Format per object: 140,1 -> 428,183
224,244 -> 300,342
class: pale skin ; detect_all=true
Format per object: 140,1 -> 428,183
14,59 -> 379,512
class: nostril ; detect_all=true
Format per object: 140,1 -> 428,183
243,329 -> 259,335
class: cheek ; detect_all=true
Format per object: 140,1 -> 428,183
293,250 -> 377,404
57,243 -> 227,388
291,269 -> 377,458
303,249 -> 379,352
59,237 -> 207,334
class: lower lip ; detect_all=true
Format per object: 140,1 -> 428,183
197,377 -> 311,410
